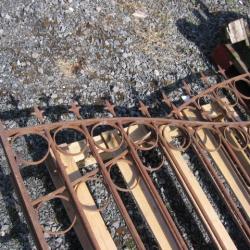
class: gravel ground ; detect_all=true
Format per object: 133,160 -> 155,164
0,0 -> 249,110
0,0 -> 250,249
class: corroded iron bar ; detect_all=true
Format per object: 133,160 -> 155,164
166,89 -> 250,241
0,130 -> 49,250
104,101 -> 188,250
33,107 -> 100,250
70,108 -> 146,249
1,118 -> 250,138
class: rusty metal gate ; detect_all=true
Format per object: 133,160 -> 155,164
0,73 -> 250,249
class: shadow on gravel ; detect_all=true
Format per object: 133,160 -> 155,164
0,70 -> 217,124
176,0 -> 250,68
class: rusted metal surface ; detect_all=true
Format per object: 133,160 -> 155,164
0,73 -> 250,249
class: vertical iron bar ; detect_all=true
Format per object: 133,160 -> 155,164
43,129 -> 99,250
32,108 -> 99,250
137,104 -> 228,249
166,92 -> 250,242
69,106 -> 146,249
80,124 -> 146,249
103,102 -> 187,249
0,131 -> 49,250
210,90 -> 250,187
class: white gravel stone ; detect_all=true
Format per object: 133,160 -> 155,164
32,52 -> 39,59
154,69 -> 160,76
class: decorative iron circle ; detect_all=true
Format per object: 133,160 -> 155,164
36,194 -> 77,236
11,132 -> 50,166
214,86 -> 239,107
53,126 -> 88,156
127,122 -> 158,151
108,159 -> 141,192
197,94 -> 217,108
137,145 -> 165,172
223,126 -> 249,151
142,153 -> 165,172
75,175 -> 111,212
162,124 -> 191,152
91,122 -> 124,152
194,126 -> 222,152
197,94 -> 223,120
233,78 -> 250,100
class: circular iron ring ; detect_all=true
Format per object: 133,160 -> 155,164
11,132 -> 50,166
36,194 -> 77,236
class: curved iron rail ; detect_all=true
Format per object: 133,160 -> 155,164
0,73 -> 249,249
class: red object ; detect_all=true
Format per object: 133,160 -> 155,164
212,44 -> 231,71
